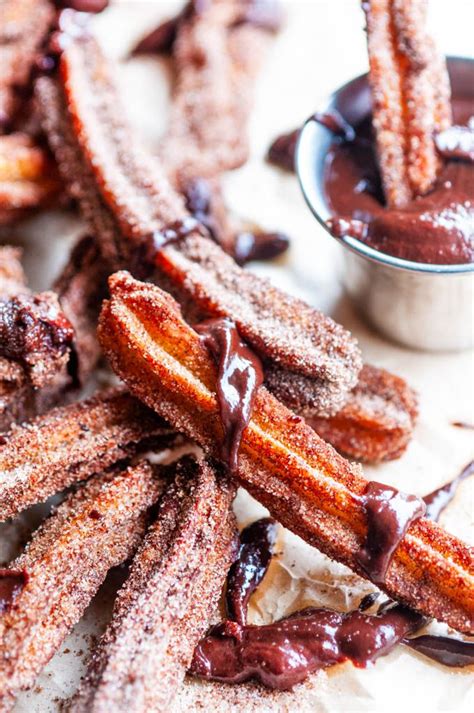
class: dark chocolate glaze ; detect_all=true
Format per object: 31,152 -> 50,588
182,177 -> 220,243
324,98 -> 474,265
404,635 -> 474,668
435,120 -> 474,162
0,569 -> 28,615
196,318 -> 263,471
423,460 -> 474,522
356,481 -> 426,585
190,604 -> 423,690
226,518 -> 278,625
233,230 -> 290,265
151,217 -> 203,252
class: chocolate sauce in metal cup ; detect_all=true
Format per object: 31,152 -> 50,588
296,57 -> 474,352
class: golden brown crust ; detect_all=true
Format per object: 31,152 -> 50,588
0,388 -> 174,522
0,461 -> 163,707
69,456 -> 237,713
307,363 -> 418,462
98,272 -> 474,634
363,0 -> 451,207
0,133 -> 59,223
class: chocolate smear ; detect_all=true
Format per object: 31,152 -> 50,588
423,460 -> 474,522
404,634 -> 474,668
226,518 -> 278,625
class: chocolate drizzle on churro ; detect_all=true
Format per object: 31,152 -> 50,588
0,569 -> 28,614
356,481 -> 426,585
226,518 -> 278,625
196,318 -> 263,471
423,461 -> 474,522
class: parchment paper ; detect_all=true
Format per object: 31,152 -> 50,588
1,1 -> 473,711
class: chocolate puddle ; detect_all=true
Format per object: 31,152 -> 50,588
190,510 -> 472,691
196,318 -> 263,471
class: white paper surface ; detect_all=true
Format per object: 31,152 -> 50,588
1,1 -> 473,711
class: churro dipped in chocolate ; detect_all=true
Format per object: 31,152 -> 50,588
362,0 -> 451,207
0,388 -> 174,522
0,0 -> 54,131
69,456 -> 237,713
98,272 -> 473,634
0,133 -> 59,224
0,460 -> 163,709
308,364 -> 418,463
35,32 -> 361,417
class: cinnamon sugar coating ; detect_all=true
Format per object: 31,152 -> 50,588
308,364 -> 418,463
69,456 -> 237,713
0,388 -> 174,522
0,461 -> 163,708
98,272 -> 473,634
363,0 -> 451,207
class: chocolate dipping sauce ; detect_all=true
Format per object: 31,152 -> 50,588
423,460 -> 474,521
324,97 -> 474,265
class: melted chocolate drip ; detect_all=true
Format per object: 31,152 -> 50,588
423,460 -> 474,522
404,635 -> 474,668
182,177 -> 219,243
435,121 -> 474,163
233,230 -> 289,265
0,569 -> 28,615
226,518 -> 278,625
190,604 -> 423,690
196,318 -> 263,471
356,481 -> 426,585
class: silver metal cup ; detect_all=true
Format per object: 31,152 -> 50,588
296,57 -> 474,352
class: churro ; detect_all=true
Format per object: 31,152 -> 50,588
98,271 -> 474,634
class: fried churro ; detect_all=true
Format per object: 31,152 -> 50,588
0,0 -> 54,130
158,0 -> 280,187
362,0 -> 452,207
36,32 -> 362,417
308,364 -> 418,463
0,388 -> 174,522
0,133 -> 59,224
69,456 -> 237,713
0,460 -> 163,709
98,272 -> 473,634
